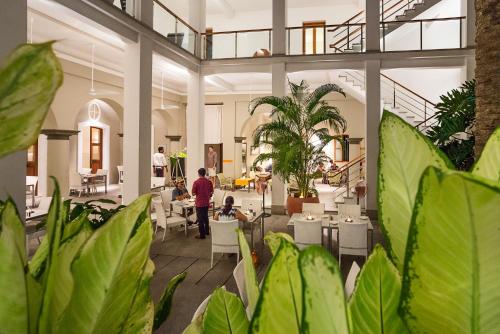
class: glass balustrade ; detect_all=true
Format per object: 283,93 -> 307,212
201,29 -> 272,60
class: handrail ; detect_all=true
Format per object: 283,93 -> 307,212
381,0 -> 417,20
153,0 -> 199,34
327,10 -> 365,34
380,73 -> 436,107
328,154 -> 366,179
201,28 -> 272,35
328,25 -> 363,49
381,16 -> 466,24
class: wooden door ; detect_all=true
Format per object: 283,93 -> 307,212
302,21 -> 325,55
90,126 -> 103,173
26,141 -> 38,176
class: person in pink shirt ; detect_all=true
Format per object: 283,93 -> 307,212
192,168 -> 214,239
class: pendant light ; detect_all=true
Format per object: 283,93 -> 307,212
89,44 -> 96,96
29,15 -> 34,44
160,71 -> 166,110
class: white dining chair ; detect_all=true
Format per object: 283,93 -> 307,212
37,197 -> 52,211
294,217 -> 323,250
153,201 -> 185,242
233,260 -> 247,306
338,203 -> 361,219
338,221 -> 368,267
192,294 -> 211,321
302,202 -> 325,215
241,199 -> 263,215
344,261 -> 361,299
210,219 -> 239,268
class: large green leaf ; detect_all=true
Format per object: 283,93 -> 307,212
58,195 -> 152,333
0,42 -> 63,158
0,200 -> 29,333
400,167 -> 500,333
299,246 -> 349,334
237,229 -> 259,317
348,245 -> 407,334
264,231 -> 294,256
378,111 -> 452,270
153,271 -> 187,330
202,287 -> 249,334
472,127 -> 500,182
249,239 -> 302,334
123,259 -> 155,334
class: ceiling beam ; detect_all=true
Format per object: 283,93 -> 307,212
205,75 -> 235,91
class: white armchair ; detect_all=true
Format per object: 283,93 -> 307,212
338,203 -> 361,219
302,203 -> 325,215
338,221 -> 368,267
210,219 -> 239,267
294,217 -> 322,250
344,261 -> 361,299
152,201 -> 185,242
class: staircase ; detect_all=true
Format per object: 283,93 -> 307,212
329,0 -> 443,53
336,70 -> 437,132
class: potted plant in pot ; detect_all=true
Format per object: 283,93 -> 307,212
249,80 -> 347,215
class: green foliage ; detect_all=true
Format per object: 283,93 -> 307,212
69,199 -> 126,229
472,127 -> 500,182
237,229 -> 260,317
249,80 -> 346,197
202,288 -> 249,334
378,112 -> 452,270
426,80 -> 476,170
183,110 -> 500,334
0,43 -> 63,159
0,43 -> 185,333
154,272 -> 187,330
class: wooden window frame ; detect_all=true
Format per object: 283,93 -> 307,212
302,20 -> 326,55
90,126 -> 103,173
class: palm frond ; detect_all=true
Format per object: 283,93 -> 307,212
306,83 -> 345,112
306,104 -> 346,133
248,96 -> 289,115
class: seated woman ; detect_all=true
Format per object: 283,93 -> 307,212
172,179 -> 191,201
214,196 -> 248,222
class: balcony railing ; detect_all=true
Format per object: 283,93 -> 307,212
201,29 -> 272,60
110,0 -> 135,17
152,0 -> 198,55
381,16 -> 466,51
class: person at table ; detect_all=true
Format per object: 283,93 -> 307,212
172,178 -> 191,201
214,196 -> 248,222
152,146 -> 168,177
192,168 -> 213,239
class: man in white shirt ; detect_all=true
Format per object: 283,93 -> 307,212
152,146 -> 168,177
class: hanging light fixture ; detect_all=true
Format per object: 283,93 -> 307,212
88,100 -> 101,122
89,44 -> 96,96
29,15 -> 34,44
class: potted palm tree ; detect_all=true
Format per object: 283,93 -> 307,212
249,80 -> 347,215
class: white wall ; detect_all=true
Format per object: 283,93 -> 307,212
382,67 -> 464,104
383,0 -> 464,51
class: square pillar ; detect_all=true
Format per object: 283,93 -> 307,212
0,0 -> 27,216
364,60 -> 381,215
365,0 -> 380,52
41,130 -> 79,197
271,62 -> 287,215
186,71 -> 205,191
272,0 -> 287,55
123,35 -> 153,204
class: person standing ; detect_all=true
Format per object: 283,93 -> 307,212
192,168 -> 213,239
207,145 -> 217,185
152,146 -> 168,177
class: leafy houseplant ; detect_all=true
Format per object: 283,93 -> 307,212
426,80 -> 476,170
69,198 -> 126,229
182,112 -> 500,334
249,80 -> 347,214
0,43 -> 185,332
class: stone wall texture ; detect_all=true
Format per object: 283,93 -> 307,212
474,0 -> 500,154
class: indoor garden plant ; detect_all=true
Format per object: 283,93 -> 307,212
183,112 -> 499,334
248,80 -> 347,215
0,43 -> 185,333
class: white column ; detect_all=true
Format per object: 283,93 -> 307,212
123,35 -> 153,204
189,0 -> 205,57
272,0 -> 287,55
364,60 -> 381,214
186,72 -> 205,191
365,0 -> 380,52
271,63 -> 287,214
0,0 -> 26,216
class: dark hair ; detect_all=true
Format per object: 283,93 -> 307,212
198,168 -> 206,177
158,146 -> 164,152
222,196 -> 234,216
208,145 -> 214,149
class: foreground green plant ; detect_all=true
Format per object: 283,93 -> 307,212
69,198 -> 126,229
249,80 -> 346,198
0,43 -> 186,332
183,112 -> 500,333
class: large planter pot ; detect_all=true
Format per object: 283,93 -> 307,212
286,195 -> 320,216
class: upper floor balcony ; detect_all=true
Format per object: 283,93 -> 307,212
107,0 -> 471,60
